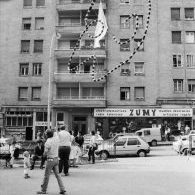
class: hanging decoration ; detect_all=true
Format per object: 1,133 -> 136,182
64,0 -> 152,82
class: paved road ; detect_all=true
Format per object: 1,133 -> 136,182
0,146 -> 195,195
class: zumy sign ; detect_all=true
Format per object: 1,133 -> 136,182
94,108 -> 193,117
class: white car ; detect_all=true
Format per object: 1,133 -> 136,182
95,135 -> 150,159
173,130 -> 195,155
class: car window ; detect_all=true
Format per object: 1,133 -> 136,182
144,130 -> 150,136
137,132 -> 142,136
115,138 -> 126,146
127,138 -> 140,145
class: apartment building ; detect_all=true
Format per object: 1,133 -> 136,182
0,0 -> 195,140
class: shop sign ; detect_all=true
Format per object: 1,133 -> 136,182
35,122 -> 48,126
94,108 -> 193,117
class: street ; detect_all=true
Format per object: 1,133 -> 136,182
0,146 -> 195,195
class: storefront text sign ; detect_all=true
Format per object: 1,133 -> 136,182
35,122 -> 48,126
94,108 -> 193,117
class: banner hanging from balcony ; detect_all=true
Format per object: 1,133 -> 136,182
94,108 -> 193,117
94,0 -> 108,48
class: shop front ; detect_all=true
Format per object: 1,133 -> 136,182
2,107 -> 47,141
52,108 -> 95,136
94,108 -> 193,139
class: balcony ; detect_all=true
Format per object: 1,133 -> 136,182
54,48 -> 106,58
54,71 -> 107,83
56,0 -> 107,11
52,96 -> 106,108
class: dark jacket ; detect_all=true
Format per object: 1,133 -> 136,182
34,145 -> 44,156
75,136 -> 84,147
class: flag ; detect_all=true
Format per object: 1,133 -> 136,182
94,1 -> 108,48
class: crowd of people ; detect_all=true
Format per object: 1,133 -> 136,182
18,125 -> 102,194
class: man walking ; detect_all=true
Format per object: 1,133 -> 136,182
37,129 -> 66,194
58,125 -> 71,176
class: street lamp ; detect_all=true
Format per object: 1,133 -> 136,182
47,33 -> 61,129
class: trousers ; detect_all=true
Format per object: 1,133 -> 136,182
58,146 -> 71,174
41,158 -> 65,192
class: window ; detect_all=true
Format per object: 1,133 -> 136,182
33,63 -> 42,76
185,31 -> 195,43
36,0 -> 45,7
35,17 -> 44,30
134,62 -> 144,75
127,138 -> 140,145
23,0 -> 32,7
144,130 -> 151,136
6,111 -> 33,127
173,55 -> 182,67
134,15 -> 144,28
22,18 -> 31,30
120,87 -> 130,100
173,79 -> 183,92
187,55 -> 195,67
21,40 -> 30,53
121,62 -> 130,76
32,87 -> 41,101
57,88 -> 79,99
188,79 -> 195,93
172,31 -> 181,44
18,87 -> 28,100
36,112 -> 47,122
34,40 -> 43,53
120,16 -> 130,29
171,8 -> 180,20
70,40 -> 79,49
115,138 -> 126,146
185,8 -> 194,20
134,39 -> 144,51
57,112 -> 64,123
19,63 -> 29,76
134,87 -> 145,100
120,39 -> 130,51
120,0 -> 130,4
83,40 -> 94,49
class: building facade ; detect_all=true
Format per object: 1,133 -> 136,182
0,0 -> 195,140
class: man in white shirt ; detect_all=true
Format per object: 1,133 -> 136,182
37,129 -> 66,194
58,125 -> 72,176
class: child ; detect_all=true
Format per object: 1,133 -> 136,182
23,151 -> 31,179
70,141 -> 81,167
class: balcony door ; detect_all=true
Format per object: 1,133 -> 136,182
72,116 -> 87,136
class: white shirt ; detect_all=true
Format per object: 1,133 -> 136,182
44,136 -> 59,158
89,135 -> 97,146
58,130 -> 72,147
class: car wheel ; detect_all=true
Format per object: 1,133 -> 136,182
138,150 -> 146,157
100,151 -> 109,160
151,140 -> 157,147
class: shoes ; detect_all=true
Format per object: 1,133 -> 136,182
10,165 -> 13,168
30,166 -> 34,170
24,175 -> 30,179
36,191 -> 48,194
65,173 -> 69,176
59,190 -> 66,194
72,165 -> 78,168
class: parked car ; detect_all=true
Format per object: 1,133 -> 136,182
95,135 -> 150,160
173,130 -> 195,155
108,132 -> 134,142
135,128 -> 161,146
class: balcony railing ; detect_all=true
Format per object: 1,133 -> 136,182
58,0 -> 106,5
56,96 -> 105,100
